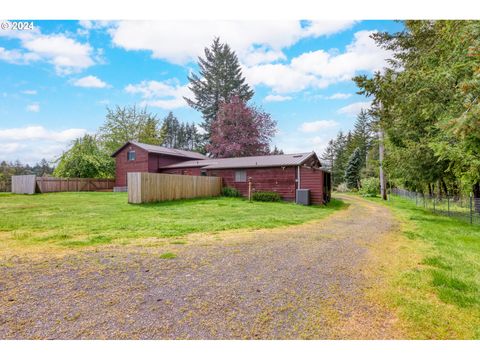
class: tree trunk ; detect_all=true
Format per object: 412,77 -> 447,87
474,182 -> 480,214
379,129 -> 387,200
441,178 -> 448,197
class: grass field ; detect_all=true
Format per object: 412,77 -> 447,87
364,195 -> 480,339
0,192 -> 344,251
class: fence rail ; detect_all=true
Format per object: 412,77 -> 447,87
128,172 -> 222,204
10,175 -> 115,194
36,177 -> 114,193
391,188 -> 480,225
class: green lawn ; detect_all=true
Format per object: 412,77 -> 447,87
0,192 -> 343,249
365,195 -> 480,339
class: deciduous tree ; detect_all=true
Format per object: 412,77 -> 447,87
207,96 -> 276,158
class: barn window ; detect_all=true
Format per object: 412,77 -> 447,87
200,170 -> 207,176
127,150 -> 136,161
235,170 -> 246,182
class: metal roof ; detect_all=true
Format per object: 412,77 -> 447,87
111,141 -> 208,160
160,152 -> 318,170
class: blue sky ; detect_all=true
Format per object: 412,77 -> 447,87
0,20 -> 404,163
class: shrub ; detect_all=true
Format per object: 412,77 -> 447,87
252,191 -> 281,202
359,177 -> 380,197
336,182 -> 349,193
222,187 -> 241,197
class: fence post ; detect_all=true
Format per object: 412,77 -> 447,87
470,193 -> 473,225
433,197 -> 435,213
415,192 -> 418,206
447,196 -> 450,217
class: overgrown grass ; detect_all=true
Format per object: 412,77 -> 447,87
0,192 -> 344,250
365,195 -> 480,339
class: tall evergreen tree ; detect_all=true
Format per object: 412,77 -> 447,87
184,37 -> 254,137
351,109 -> 372,166
160,112 -> 180,148
344,148 -> 362,190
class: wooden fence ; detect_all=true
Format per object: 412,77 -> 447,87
11,175 -> 36,194
128,172 -> 222,204
11,175 -> 115,194
36,177 -> 115,193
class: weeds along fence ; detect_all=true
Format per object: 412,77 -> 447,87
391,188 -> 480,225
0,179 -> 12,192
128,172 -> 222,204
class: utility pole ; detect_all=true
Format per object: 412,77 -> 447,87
378,103 -> 387,200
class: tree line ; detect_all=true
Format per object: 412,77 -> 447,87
321,109 -> 375,191
325,21 -> 480,199
0,159 -> 54,187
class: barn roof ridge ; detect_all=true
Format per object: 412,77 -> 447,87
160,151 -> 320,170
111,141 -> 208,160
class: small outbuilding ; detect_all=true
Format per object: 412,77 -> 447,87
112,141 -> 331,204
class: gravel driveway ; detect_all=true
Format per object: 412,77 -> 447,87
0,195 -> 399,339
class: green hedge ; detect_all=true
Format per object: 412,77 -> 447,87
252,191 -> 281,202
221,187 -> 241,197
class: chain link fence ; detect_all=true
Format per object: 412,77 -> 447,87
391,188 -> 480,225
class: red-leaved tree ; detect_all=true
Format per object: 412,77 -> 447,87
206,96 -> 277,158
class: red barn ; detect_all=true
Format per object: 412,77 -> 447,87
112,141 -> 331,204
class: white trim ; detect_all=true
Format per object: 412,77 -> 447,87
297,166 -> 301,189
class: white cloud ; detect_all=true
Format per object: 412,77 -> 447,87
0,21 -> 97,75
302,20 -> 357,37
0,126 -> 88,163
0,142 -> 26,154
109,20 -> 355,65
337,101 -> 371,116
273,131 -> 333,156
22,34 -> 95,75
264,94 -> 292,102
244,30 -> 392,94
325,93 -> 352,100
0,46 -> 40,64
242,63 -> 321,93
26,103 -> 40,112
73,75 -> 109,88
300,120 -> 338,133
0,125 -> 86,141
125,79 -> 192,109
21,89 -> 37,95
242,47 -> 286,66
78,20 -> 113,30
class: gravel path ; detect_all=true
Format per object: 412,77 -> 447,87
0,195 -> 399,339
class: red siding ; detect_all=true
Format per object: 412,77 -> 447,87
148,153 -> 195,173
114,145 -> 203,187
216,167 -> 297,201
300,166 -> 325,204
161,166 -> 297,201
114,143 -> 149,187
